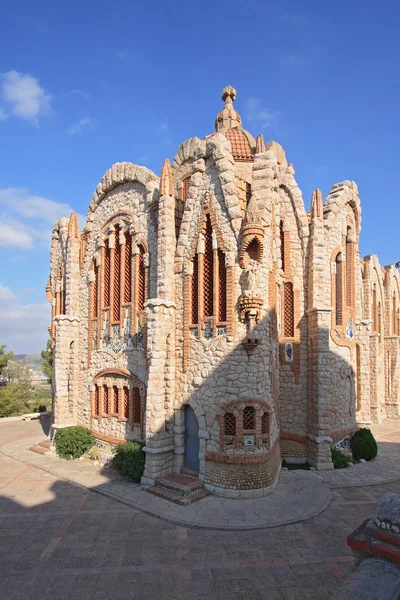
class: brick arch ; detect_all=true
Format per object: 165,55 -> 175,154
187,193 -> 230,262
101,211 -> 134,233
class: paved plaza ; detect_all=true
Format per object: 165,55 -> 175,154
1,419 -> 400,598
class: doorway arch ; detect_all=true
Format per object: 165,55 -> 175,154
184,405 -> 200,472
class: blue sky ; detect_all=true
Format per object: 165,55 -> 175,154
0,0 -> 399,353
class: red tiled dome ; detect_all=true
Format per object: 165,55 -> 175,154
224,128 -> 254,162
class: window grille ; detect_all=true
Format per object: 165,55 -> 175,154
261,412 -> 269,435
192,254 -> 199,324
182,176 -> 190,201
224,412 -> 236,436
103,385 -> 109,415
138,245 -> 146,312
113,225 -> 121,322
283,282 -> 294,337
346,228 -> 353,307
124,231 -> 132,303
113,386 -> 119,414
218,248 -> 227,322
94,385 -> 99,416
203,216 -> 214,317
335,255 -> 343,326
104,240 -> 111,308
243,406 -> 255,430
133,387 -> 141,424
123,387 -> 129,419
175,198 -> 184,240
280,221 -> 285,272
92,265 -> 98,319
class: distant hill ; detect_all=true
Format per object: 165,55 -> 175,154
14,353 -> 43,369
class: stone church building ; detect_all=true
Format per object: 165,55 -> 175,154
47,86 -> 400,498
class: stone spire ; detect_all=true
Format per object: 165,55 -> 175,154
215,85 -> 242,133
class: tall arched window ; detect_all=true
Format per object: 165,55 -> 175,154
112,385 -> 119,414
124,231 -> 132,303
203,216 -> 214,317
372,285 -> 377,332
113,225 -> 121,322
280,220 -> 285,273
346,226 -> 354,308
243,406 -> 255,430
218,248 -> 227,322
103,385 -> 109,416
137,244 -> 146,312
393,295 -> 397,336
192,254 -> 199,325
283,282 -> 294,337
335,254 -> 343,326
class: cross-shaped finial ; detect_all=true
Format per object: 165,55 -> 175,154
222,85 -> 236,104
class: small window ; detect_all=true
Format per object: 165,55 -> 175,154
283,282 -> 294,337
94,385 -> 100,417
261,412 -> 269,435
224,413 -> 236,436
133,387 -> 141,424
243,406 -> 255,430
123,386 -> 130,419
113,386 -> 119,414
103,385 -> 109,415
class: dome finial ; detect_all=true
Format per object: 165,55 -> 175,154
215,85 -> 242,133
222,85 -> 236,105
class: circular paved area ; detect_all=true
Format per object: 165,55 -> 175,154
1,419 -> 400,530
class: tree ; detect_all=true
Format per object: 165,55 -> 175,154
0,359 -> 32,417
0,344 -> 14,380
41,339 -> 53,384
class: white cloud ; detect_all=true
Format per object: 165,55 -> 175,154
68,116 -> 93,136
0,71 -> 52,125
0,295 -> 50,354
0,188 -> 85,248
0,217 -> 34,249
246,97 -> 279,130
0,283 -> 15,301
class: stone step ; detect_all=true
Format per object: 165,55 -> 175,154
38,440 -> 52,449
155,473 -> 204,497
180,466 -> 199,478
27,445 -> 48,456
147,485 -> 209,506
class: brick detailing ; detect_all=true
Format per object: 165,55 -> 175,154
138,245 -> 145,312
283,282 -> 294,337
203,216 -> 214,317
92,266 -> 98,319
218,399 -> 270,452
217,248 -> 227,322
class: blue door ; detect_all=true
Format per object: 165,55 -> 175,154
184,405 -> 199,472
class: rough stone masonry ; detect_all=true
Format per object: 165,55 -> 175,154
47,86 -> 400,497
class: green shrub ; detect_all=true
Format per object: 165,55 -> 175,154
54,426 -> 94,459
113,441 -> 145,482
331,448 -> 351,469
351,428 -> 378,461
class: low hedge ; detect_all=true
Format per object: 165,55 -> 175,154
351,428 -> 378,461
113,441 -> 145,482
54,426 -> 94,459
331,448 -> 351,469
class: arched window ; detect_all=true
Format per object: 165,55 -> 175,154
94,385 -> 100,417
104,239 -> 111,308
283,282 -> 294,337
378,302 -> 382,338
218,248 -> 227,322
113,386 -> 119,414
335,254 -> 343,326
261,412 -> 269,435
113,225 -> 121,322
280,220 -> 285,273
92,265 -> 99,319
224,413 -> 236,436
203,216 -> 214,317
175,176 -> 190,239
190,214 -> 227,329
243,406 -> 255,430
103,385 -> 109,416
138,244 -> 146,312
192,254 -> 199,325
393,295 -> 397,336
372,285 -> 377,332
123,386 -> 130,419
124,231 -> 132,303
133,387 -> 141,424
346,227 -> 354,308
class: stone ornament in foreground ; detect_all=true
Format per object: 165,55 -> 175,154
47,86 -> 400,498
